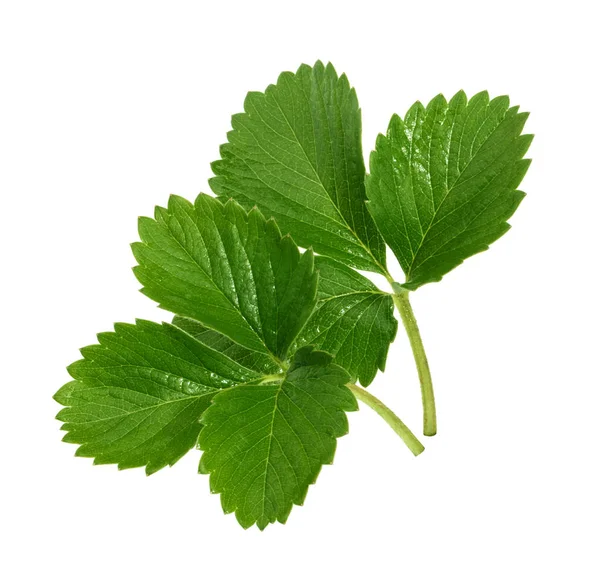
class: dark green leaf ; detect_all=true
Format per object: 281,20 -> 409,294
198,346 -> 358,530
54,320 -> 260,475
209,60 -> 387,275
294,257 -> 397,386
172,315 -> 281,375
366,91 -> 532,289
132,194 -> 317,360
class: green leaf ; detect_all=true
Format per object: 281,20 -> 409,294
54,320 -> 261,475
294,257 -> 397,386
198,346 -> 358,530
209,60 -> 387,275
366,91 -> 532,290
132,194 -> 317,360
170,260 -> 396,387
172,315 -> 281,375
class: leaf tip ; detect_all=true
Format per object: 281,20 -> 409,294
311,59 -> 326,73
65,359 -> 83,380
136,214 -> 154,235
54,380 -> 76,406
385,112 -> 404,136
427,93 -> 448,110
407,100 -> 425,118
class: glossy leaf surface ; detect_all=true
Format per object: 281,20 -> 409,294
366,91 -> 532,289
172,315 -> 281,375
132,194 -> 317,359
295,257 -> 397,386
55,320 -> 260,474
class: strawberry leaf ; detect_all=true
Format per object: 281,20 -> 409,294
198,346 -> 357,530
209,61 -> 387,275
132,194 -> 317,360
54,320 -> 261,475
294,257 -> 397,386
172,315 -> 280,375
366,91 -> 532,289
56,195 -> 324,476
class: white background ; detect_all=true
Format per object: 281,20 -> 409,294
1,1 -> 598,564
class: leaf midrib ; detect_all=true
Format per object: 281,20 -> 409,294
409,149 -> 520,274
65,390 -> 216,425
405,107 -> 511,280
162,208 -> 283,365
317,289 -> 389,305
260,379 -> 284,523
308,293 -> 384,350
269,95 -> 388,277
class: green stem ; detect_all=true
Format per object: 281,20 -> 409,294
347,383 -> 425,456
392,288 -> 437,437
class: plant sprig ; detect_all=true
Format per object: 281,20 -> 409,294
55,61 -> 532,529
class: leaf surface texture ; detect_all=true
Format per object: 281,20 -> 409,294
132,194 -> 317,360
55,320 -> 260,474
295,257 -> 397,386
366,91 -> 532,289
210,61 -> 387,274
199,347 -> 357,529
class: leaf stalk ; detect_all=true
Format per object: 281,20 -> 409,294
392,288 -> 437,436
347,383 -> 424,456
